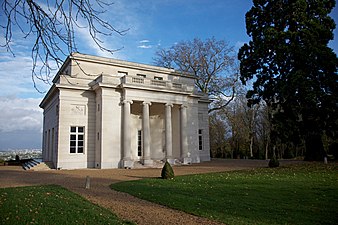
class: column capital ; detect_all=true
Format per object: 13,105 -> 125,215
142,101 -> 152,106
165,103 -> 173,107
123,100 -> 133,105
180,104 -> 188,109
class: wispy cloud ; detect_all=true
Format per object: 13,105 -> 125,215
0,54 -> 51,97
138,45 -> 152,49
0,96 -> 42,133
75,26 -> 115,58
137,40 -> 152,49
139,39 -> 150,43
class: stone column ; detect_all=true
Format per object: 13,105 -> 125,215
142,101 -> 153,166
123,100 -> 133,168
180,104 -> 191,164
165,103 -> 175,164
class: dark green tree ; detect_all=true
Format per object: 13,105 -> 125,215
161,161 -> 175,179
238,0 -> 338,161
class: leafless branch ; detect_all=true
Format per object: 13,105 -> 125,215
1,0 -> 128,92
154,37 -> 239,113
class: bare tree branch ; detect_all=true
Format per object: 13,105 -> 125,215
1,0 -> 128,92
154,37 -> 239,113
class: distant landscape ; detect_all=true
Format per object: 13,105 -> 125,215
0,149 -> 42,161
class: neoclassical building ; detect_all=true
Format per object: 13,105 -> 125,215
40,53 -> 210,169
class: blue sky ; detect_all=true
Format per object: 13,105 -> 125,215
0,0 -> 337,150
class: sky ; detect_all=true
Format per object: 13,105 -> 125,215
0,0 -> 337,150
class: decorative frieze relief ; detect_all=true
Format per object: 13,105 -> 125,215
71,104 -> 86,115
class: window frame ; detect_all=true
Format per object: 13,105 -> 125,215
137,130 -> 142,157
70,126 -> 85,154
198,129 -> 203,151
154,76 -> 163,80
117,71 -> 128,76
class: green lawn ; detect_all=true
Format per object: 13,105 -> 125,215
111,163 -> 338,225
0,185 -> 132,225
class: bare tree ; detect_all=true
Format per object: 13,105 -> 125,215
154,37 -> 239,113
1,0 -> 128,90
209,112 -> 231,158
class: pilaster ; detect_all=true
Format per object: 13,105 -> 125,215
180,104 -> 191,164
123,100 -> 134,168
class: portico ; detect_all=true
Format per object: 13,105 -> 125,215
122,99 -> 190,168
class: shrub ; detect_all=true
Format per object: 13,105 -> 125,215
269,156 -> 280,168
161,161 -> 175,179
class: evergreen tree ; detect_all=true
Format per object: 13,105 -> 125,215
238,0 -> 338,160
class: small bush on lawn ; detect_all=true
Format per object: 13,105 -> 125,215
269,156 -> 280,168
161,161 -> 174,179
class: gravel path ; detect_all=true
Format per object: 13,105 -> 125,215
0,159 -> 301,225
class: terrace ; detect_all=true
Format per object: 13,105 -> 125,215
94,74 -> 195,93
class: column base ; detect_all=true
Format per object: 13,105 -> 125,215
142,159 -> 153,166
166,158 -> 175,165
183,157 -> 192,165
122,160 -> 134,169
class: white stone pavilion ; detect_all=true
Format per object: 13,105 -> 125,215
40,53 -> 210,169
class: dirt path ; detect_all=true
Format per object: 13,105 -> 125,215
0,159 -> 300,225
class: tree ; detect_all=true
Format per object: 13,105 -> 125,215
224,92 -> 261,159
161,161 -> 174,179
154,37 -> 239,113
1,0 -> 127,89
209,112 -> 230,158
238,0 -> 338,161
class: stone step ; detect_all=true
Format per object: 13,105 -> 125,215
22,159 -> 38,170
32,162 -> 53,171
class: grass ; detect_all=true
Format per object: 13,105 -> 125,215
111,163 -> 338,225
0,185 -> 132,225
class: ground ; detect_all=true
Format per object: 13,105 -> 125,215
0,159 -> 302,225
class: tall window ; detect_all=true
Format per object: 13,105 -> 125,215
70,126 -> 84,153
198,129 -> 203,151
138,130 -> 142,157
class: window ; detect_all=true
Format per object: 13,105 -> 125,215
198,129 -> 203,151
70,126 -> 84,153
137,74 -> 146,78
118,71 -> 128,76
44,131 -> 47,153
154,76 -> 163,80
138,130 -> 142,156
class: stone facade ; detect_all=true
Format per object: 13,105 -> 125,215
40,53 -> 211,169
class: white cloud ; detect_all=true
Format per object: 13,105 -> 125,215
0,55 -> 51,97
0,96 -> 43,133
139,39 -> 150,43
75,26 -> 114,58
137,44 -> 152,49
137,40 -> 153,49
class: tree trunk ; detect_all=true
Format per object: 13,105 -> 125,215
250,136 -> 254,158
265,140 -> 269,160
304,133 -> 326,161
